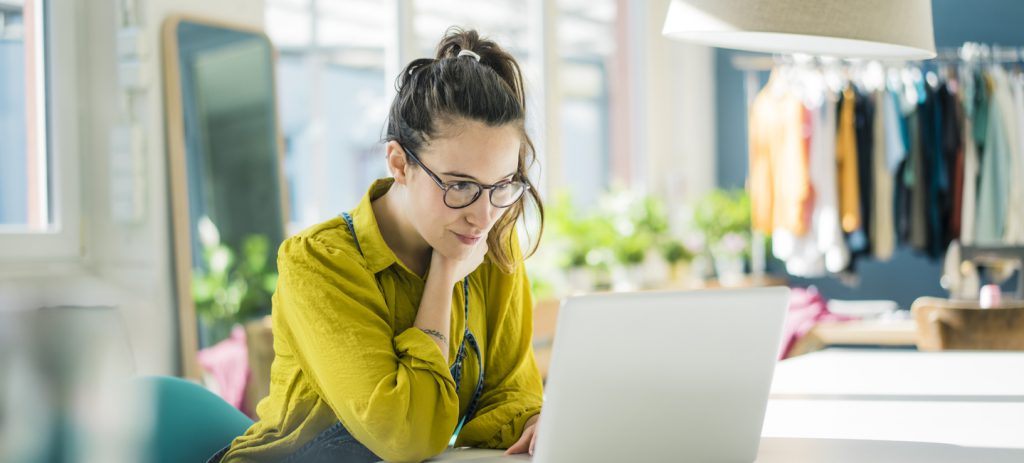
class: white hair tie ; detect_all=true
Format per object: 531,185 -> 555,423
457,49 -> 481,62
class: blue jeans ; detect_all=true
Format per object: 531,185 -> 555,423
207,421 -> 382,463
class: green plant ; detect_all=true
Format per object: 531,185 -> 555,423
192,217 -> 277,346
659,239 -> 693,266
597,188 -> 670,266
615,232 -> 650,265
546,191 -> 617,269
693,189 -> 751,257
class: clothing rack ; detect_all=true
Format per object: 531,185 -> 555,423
731,42 -> 1024,72
734,42 -> 1024,283
937,43 -> 1024,63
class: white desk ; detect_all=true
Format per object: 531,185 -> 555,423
428,349 -> 1024,462
770,349 -> 1024,399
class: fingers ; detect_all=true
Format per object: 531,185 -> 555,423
529,431 -> 537,456
503,426 -> 535,455
503,434 -> 529,455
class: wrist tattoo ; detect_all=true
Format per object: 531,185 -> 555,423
419,328 -> 448,346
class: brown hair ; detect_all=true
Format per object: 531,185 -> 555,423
385,27 -> 544,273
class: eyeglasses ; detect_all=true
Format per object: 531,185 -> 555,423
401,144 -> 529,209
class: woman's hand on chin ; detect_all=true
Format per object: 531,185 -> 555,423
430,239 -> 488,287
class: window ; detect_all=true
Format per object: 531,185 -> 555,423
267,0 -> 390,233
0,0 -> 79,263
413,0 -> 529,60
266,0 -> 621,230
557,0 -> 615,209
0,0 -> 49,232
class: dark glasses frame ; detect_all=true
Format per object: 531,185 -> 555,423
400,144 -> 529,209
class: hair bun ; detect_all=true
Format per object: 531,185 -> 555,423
436,27 -> 482,61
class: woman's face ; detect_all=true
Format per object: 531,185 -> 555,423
403,119 -> 521,261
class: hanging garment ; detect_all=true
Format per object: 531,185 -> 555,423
961,115 -> 980,245
973,68 -> 991,151
776,85 -> 853,278
849,87 -> 875,259
749,73 -> 813,236
837,86 -> 862,234
908,107 -> 929,251
946,78 -> 966,241
977,67 -> 1014,244
926,82 -> 950,258
885,89 -> 909,242
884,90 -> 909,179
815,91 -> 851,274
749,84 -> 776,236
872,90 -> 895,261
961,66 -> 976,125
959,65 -> 980,245
894,106 -> 913,246
997,68 -> 1021,244
1006,71 -> 1024,244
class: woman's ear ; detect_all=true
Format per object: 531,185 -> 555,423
385,141 -> 410,185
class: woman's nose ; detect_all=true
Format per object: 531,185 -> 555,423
465,194 -> 495,228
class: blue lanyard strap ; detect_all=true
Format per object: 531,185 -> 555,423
449,277 -> 485,444
341,211 -> 484,444
341,212 -> 362,254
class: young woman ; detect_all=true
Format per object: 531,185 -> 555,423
210,28 -> 545,463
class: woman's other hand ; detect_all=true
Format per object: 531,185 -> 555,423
504,413 -> 539,456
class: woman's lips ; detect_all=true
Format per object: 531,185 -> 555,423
453,231 -> 482,245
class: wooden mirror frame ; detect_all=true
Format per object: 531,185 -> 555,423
161,15 -> 288,379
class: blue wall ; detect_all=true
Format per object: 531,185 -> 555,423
713,0 -> 1024,308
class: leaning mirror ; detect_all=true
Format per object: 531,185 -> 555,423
162,16 -> 286,379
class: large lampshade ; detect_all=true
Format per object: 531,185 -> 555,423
662,0 -> 936,59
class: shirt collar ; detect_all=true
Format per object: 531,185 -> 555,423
349,178 -> 403,275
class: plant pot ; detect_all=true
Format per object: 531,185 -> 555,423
641,249 -> 670,289
566,267 -> 593,294
612,264 -> 644,292
689,254 -> 712,286
714,255 -> 746,287
669,261 -> 691,286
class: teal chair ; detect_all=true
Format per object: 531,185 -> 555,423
135,376 -> 253,463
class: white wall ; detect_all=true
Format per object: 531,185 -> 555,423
623,0 -> 716,218
90,0 -> 265,375
1,0 -> 265,377
645,0 -> 717,204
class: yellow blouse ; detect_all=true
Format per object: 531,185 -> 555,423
221,178 -> 543,462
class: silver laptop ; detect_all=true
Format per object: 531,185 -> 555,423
462,287 -> 790,463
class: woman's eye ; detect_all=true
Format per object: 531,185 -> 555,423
451,182 -> 475,192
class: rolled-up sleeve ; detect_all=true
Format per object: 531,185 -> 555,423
454,239 -> 544,449
275,235 -> 459,462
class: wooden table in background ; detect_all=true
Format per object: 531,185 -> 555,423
786,319 -> 918,358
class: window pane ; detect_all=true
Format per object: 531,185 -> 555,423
0,0 -> 50,231
413,0 -> 529,59
558,0 -> 615,209
267,0 -> 389,233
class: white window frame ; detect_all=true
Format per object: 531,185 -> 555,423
0,0 -> 82,264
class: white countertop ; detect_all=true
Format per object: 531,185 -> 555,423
425,349 -> 1024,462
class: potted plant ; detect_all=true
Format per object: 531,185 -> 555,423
711,232 -> 749,286
594,189 -> 671,290
660,238 -> 694,285
692,189 -> 751,287
546,192 -> 615,293
192,216 -> 278,347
